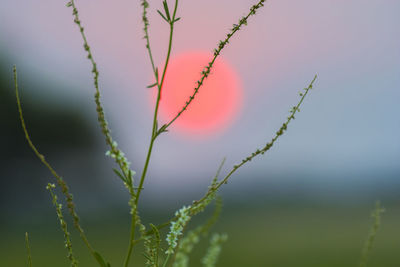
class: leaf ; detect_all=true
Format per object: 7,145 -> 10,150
155,124 -> 168,138
150,223 -> 161,242
112,168 -> 126,183
94,251 -> 109,267
127,169 -> 134,185
173,17 -> 181,23
155,68 -> 159,79
147,82 -> 158,88
142,252 -> 152,261
157,10 -> 169,23
163,0 -> 171,21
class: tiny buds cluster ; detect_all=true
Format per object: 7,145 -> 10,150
143,224 -> 160,267
239,16 -> 248,26
191,191 -> 216,216
46,182 -> 78,266
134,207 -> 147,237
105,140 -> 136,189
105,142 -> 129,165
250,0 -> 266,16
142,0 -> 150,30
67,0 -> 99,84
166,206 -> 192,255
46,183 -> 56,190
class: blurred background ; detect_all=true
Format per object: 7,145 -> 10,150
1,0 -> 400,266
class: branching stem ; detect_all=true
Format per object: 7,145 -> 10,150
124,1 -> 180,266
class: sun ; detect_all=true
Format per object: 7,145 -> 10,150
154,51 -> 242,137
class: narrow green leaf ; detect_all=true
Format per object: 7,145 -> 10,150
150,223 -> 161,242
155,68 -> 159,79
157,10 -> 169,23
163,1 -> 171,21
94,251 -> 109,267
142,252 -> 152,261
147,82 -> 158,88
112,168 -> 126,183
127,169 -> 134,185
173,17 -> 181,23
25,232 -> 33,267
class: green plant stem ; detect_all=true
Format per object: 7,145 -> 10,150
14,66 -> 97,262
25,232 -> 33,267
136,19 -> 175,205
123,2 -> 179,266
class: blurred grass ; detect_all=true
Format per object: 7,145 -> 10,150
1,204 -> 399,267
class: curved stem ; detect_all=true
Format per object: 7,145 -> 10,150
14,66 -> 98,261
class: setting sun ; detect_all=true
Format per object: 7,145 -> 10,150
155,51 -> 242,136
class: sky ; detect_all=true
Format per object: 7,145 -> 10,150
1,0 -> 400,198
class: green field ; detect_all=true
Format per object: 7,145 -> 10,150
2,204 -> 399,267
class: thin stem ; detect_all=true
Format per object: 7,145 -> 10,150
193,75 -> 317,209
137,20 -> 175,198
25,232 -> 33,267
162,254 -> 171,267
14,66 -> 97,261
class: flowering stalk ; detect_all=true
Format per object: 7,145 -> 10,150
161,0 -> 267,132
46,183 -> 78,267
